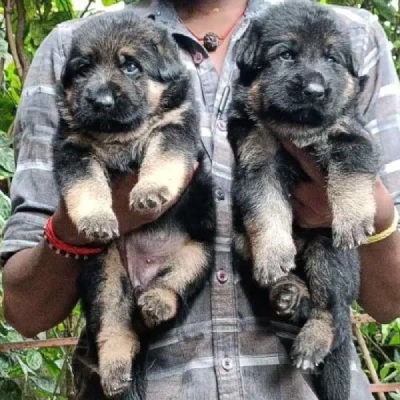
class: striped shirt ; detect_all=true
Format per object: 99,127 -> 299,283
2,0 -> 400,398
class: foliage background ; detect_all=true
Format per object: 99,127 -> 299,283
0,0 -> 399,398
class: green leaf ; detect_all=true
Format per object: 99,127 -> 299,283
29,375 -> 56,394
390,391 -> 400,400
382,323 -> 391,343
0,146 -> 15,174
6,331 -> 23,342
25,351 -> 43,371
102,0 -> 119,5
0,30 -> 7,60
0,191 -> 11,223
390,332 -> 400,345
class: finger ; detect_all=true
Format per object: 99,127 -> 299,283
280,139 -> 326,183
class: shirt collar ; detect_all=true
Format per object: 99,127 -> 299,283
128,0 -> 286,28
125,0 -> 285,55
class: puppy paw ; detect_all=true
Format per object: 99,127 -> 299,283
253,236 -> 296,286
291,318 -> 333,371
138,288 -> 178,328
269,275 -> 309,317
77,212 -> 119,242
129,182 -> 172,213
100,358 -> 132,398
332,215 -> 375,249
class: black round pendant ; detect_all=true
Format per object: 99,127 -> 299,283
203,32 -> 220,52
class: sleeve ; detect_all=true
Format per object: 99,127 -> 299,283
0,26 -> 66,263
357,16 -> 400,208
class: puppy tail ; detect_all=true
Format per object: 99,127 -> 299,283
317,335 -> 351,400
122,337 -> 149,400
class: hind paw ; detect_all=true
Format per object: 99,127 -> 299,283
291,318 -> 333,371
269,275 -> 309,317
101,358 -> 132,397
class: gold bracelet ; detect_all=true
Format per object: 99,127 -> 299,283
366,207 -> 399,244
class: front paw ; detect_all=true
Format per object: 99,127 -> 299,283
253,236 -> 296,286
332,215 -> 375,249
138,288 -> 178,328
269,275 -> 309,317
129,182 -> 173,213
77,212 -> 119,242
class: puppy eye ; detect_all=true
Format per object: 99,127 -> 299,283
326,55 -> 338,63
76,64 -> 90,76
70,58 -> 91,77
122,62 -> 139,75
280,50 -> 295,61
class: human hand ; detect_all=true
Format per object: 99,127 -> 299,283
281,139 -> 394,232
52,162 -> 198,245
281,139 -> 332,228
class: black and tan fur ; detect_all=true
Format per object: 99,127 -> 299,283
53,10 -> 215,399
227,2 -> 380,400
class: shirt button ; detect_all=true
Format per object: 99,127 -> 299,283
216,269 -> 228,284
221,357 -> 233,371
215,188 -> 225,201
193,51 -> 204,65
217,120 -> 227,131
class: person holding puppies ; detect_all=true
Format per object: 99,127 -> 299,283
2,0 -> 400,399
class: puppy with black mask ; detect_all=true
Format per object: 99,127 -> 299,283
228,1 -> 380,400
53,10 -> 215,399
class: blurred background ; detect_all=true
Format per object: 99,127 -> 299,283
0,0 -> 399,399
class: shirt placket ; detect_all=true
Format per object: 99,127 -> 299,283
191,19 -> 250,400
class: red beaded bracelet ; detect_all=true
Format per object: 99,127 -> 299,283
44,216 -> 104,260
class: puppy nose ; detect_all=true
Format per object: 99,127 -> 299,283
95,95 -> 114,109
85,88 -> 115,109
303,83 -> 326,100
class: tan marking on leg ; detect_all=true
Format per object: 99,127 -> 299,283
292,309 -> 334,370
130,135 -> 191,212
328,171 -> 376,248
63,160 -> 118,241
244,181 -> 295,286
138,287 -> 178,328
138,239 -> 209,327
236,126 -> 296,285
161,239 -> 209,294
96,243 -> 138,397
64,161 -> 112,223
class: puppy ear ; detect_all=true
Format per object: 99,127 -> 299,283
153,32 -> 185,82
236,19 -> 263,75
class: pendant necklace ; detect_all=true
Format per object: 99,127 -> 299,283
183,8 -> 246,52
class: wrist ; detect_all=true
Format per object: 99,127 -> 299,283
52,205 -> 99,247
372,179 -> 395,234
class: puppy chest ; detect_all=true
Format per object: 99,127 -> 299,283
93,141 -> 142,172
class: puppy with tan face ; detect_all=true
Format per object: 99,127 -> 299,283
53,10 -> 215,399
228,2 -> 380,400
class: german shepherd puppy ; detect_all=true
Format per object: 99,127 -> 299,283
53,10 -> 215,399
228,1 -> 380,399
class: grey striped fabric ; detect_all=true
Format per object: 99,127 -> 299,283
2,0 -> 399,398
